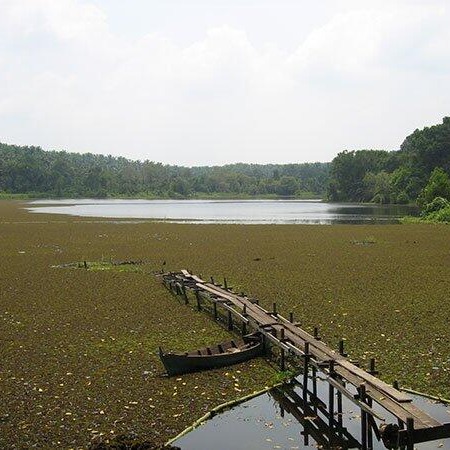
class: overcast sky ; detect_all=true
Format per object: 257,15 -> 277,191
0,0 -> 449,166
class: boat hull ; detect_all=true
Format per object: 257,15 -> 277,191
159,334 -> 264,376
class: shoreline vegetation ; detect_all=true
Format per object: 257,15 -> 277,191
0,191 -> 323,201
1,201 -> 449,448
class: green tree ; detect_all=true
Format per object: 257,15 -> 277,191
417,167 -> 450,207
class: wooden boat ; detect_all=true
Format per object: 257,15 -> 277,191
158,332 -> 264,376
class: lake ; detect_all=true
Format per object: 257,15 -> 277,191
27,199 -> 418,224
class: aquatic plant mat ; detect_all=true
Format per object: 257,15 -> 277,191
0,200 -> 449,448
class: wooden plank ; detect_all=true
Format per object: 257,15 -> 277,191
335,366 -> 440,429
408,423 -> 450,445
222,303 -> 249,324
338,360 -> 412,403
326,376 -> 385,421
191,275 -> 205,283
259,328 -> 291,352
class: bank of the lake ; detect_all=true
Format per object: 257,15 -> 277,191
0,200 -> 448,448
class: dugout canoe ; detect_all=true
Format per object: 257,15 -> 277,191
158,332 -> 264,376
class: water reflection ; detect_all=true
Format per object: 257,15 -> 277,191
175,373 -> 449,450
27,199 -> 419,224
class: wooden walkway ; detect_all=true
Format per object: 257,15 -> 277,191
161,270 -> 450,449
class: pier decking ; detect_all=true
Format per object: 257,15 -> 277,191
161,270 -> 450,449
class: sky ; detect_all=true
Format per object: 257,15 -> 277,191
0,0 -> 449,166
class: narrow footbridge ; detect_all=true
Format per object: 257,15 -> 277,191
161,270 -> 450,450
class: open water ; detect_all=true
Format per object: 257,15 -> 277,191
175,375 -> 450,450
27,199 -> 418,224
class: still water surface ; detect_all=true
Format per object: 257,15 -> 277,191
176,375 -> 449,450
28,199 -> 418,224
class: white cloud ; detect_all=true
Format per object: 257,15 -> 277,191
0,0 -> 449,165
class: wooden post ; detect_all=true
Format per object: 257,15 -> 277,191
241,307 -> 247,335
272,302 -> 277,315
329,360 -> 335,377
393,380 -> 400,390
195,289 -> 201,311
313,327 -> 320,340
227,310 -> 233,331
329,382 -> 335,430
360,384 -> 367,450
406,417 -> 414,450
224,277 -> 228,289
367,395 -> 373,448
368,358 -> 378,375
210,276 -> 214,285
337,389 -> 343,432
280,348 -> 286,371
279,328 -> 286,371
302,342 -> 310,400
289,312 -> 294,323
84,260 -> 87,269
339,339 -> 347,356
312,365 -> 318,414
213,301 -> 218,320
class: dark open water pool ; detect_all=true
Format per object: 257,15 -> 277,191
175,375 -> 449,450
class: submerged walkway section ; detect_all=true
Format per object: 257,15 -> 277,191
161,270 -> 450,449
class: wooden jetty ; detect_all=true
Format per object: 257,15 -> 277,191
161,270 -> 450,450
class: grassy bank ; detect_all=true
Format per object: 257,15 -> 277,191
0,200 -> 449,448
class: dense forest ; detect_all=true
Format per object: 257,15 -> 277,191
327,117 -> 450,205
0,143 -> 329,198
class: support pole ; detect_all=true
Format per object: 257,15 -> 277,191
314,327 -> 321,340
406,417 -> 414,450
360,384 -> 367,450
181,281 -> 188,304
368,358 -> 378,375
227,310 -> 233,331
280,328 -> 286,371
367,395 -> 373,449
312,365 -> 318,413
329,382 -> 335,430
289,312 -> 294,323
195,289 -> 201,311
337,389 -> 343,433
302,342 -> 310,400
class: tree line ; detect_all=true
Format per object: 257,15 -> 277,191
0,143 -> 330,198
327,117 -> 450,205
